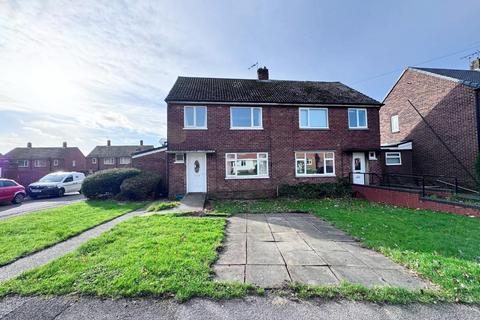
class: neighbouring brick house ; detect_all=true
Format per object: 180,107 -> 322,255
380,61 -> 480,187
0,142 -> 86,186
165,67 -> 383,199
86,140 -> 153,173
131,145 -> 168,194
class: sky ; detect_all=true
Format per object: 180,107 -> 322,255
0,0 -> 479,155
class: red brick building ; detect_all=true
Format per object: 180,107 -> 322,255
131,146 -> 168,194
165,68 -> 383,199
380,63 -> 480,187
86,140 -> 153,173
0,142 -> 86,186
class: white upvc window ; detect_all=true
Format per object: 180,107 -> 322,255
230,107 -> 262,129
391,115 -> 400,133
119,157 -> 131,165
385,152 -> 402,166
225,152 -> 269,179
17,160 -> 29,168
295,151 -> 335,177
348,108 -> 368,129
91,158 -> 97,164
53,159 -> 59,166
174,153 -> 185,163
104,157 -> 115,165
34,159 -> 47,167
72,160 -> 76,167
299,108 -> 329,129
184,106 -> 207,129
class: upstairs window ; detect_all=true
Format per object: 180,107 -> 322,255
34,160 -> 47,167
104,157 -> 115,165
385,152 -> 401,166
72,160 -> 76,167
295,151 -> 335,176
119,157 -> 131,165
225,152 -> 268,178
184,106 -> 207,129
230,107 -> 262,129
91,158 -> 97,164
18,160 -> 29,168
348,108 -> 368,129
299,108 -> 328,129
53,159 -> 59,166
391,115 -> 400,133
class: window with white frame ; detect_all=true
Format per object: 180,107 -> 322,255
72,160 -> 76,167
230,107 -> 262,129
299,108 -> 329,129
391,115 -> 400,133
225,152 -> 268,178
53,159 -> 59,166
348,108 -> 368,129
17,160 -> 29,168
184,106 -> 207,129
104,157 -> 115,165
119,157 -> 131,165
34,160 -> 47,167
385,152 -> 401,166
295,151 -> 335,176
174,153 -> 185,163
91,158 -> 97,164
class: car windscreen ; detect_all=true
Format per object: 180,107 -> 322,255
39,175 -> 65,182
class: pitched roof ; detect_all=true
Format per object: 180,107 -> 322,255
4,147 -> 82,159
165,77 -> 382,106
87,145 -> 154,158
411,67 -> 480,89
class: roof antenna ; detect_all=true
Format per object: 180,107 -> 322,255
460,50 -> 480,61
248,62 -> 259,70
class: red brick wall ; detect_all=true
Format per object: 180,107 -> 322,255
168,104 -> 381,198
353,184 -> 480,217
380,69 -> 478,186
381,150 -> 413,175
132,151 -> 167,193
86,157 -> 133,173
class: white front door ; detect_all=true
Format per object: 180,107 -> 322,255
186,153 -> 207,193
352,152 -> 366,185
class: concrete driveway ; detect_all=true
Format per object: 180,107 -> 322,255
0,194 -> 85,220
214,213 -> 428,289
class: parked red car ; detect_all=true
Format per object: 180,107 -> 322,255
0,179 -> 26,204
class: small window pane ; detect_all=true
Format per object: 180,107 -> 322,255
258,160 -> 268,175
258,153 -> 267,159
196,107 -> 206,127
300,109 -> 308,127
310,109 -> 327,128
236,159 -> 257,176
252,108 -> 261,127
358,110 -> 366,127
185,107 -> 195,127
296,160 -> 305,174
295,152 -> 305,159
231,108 -> 251,127
325,160 -> 334,173
348,110 -> 357,128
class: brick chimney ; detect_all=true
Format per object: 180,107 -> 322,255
140,140 -> 144,146
27,142 -> 32,148
62,141 -> 67,148
107,140 -> 111,146
257,66 -> 269,80
470,58 -> 480,71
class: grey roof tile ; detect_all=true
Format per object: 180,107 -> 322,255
412,67 -> 480,89
4,147 -> 82,159
87,145 -> 154,158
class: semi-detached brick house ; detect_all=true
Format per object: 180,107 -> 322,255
380,61 -> 480,187
165,67 -> 383,199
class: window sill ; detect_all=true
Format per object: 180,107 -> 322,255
348,127 -> 369,130
299,127 -> 330,130
229,127 -> 264,130
183,127 -> 208,130
174,161 -> 185,164
295,174 -> 336,178
225,176 -> 270,180
386,163 -> 402,166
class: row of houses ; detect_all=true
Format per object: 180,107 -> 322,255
1,60 -> 479,198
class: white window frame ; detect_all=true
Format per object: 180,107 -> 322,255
391,115 -> 400,133
104,157 -> 115,165
53,159 -> 59,166
348,108 -> 368,129
295,151 -> 336,177
184,106 -> 207,129
91,158 -> 97,164
119,157 -> 131,165
225,152 -> 269,179
33,159 -> 47,168
368,151 -> 377,160
72,160 -> 76,167
299,108 -> 329,129
230,107 -> 263,130
17,160 -> 29,168
385,152 -> 402,166
174,153 -> 185,163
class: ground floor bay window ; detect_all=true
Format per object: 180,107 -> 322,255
226,153 -> 268,179
296,151 -> 335,176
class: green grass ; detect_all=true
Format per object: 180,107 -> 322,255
0,215 -> 252,301
212,198 -> 480,303
0,201 -> 145,266
146,201 -> 180,212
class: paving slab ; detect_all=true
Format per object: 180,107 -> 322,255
320,251 -> 369,267
276,240 -> 312,252
247,241 -> 284,265
217,241 -> 246,265
213,265 -> 245,283
245,265 -> 290,288
331,266 -> 387,287
288,266 -> 339,285
281,250 -> 327,266
375,269 -> 428,289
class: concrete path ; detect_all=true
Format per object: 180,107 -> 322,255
0,194 -> 85,220
0,209 -> 147,283
146,193 -> 206,215
1,295 -> 478,320
214,213 -> 428,289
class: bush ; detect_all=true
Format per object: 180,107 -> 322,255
117,172 -> 162,201
278,180 -> 351,199
81,168 -> 141,199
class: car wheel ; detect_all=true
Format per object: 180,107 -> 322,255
13,193 -> 25,204
57,188 -> 65,197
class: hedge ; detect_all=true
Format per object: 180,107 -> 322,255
81,168 -> 141,199
278,180 -> 351,198
117,172 -> 162,201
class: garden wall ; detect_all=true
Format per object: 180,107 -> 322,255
352,184 -> 480,217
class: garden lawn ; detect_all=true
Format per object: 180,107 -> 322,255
0,215 -> 251,300
213,198 -> 480,303
0,201 -> 145,266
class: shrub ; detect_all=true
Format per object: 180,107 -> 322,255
81,168 -> 141,199
278,180 -> 351,199
117,172 -> 162,201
